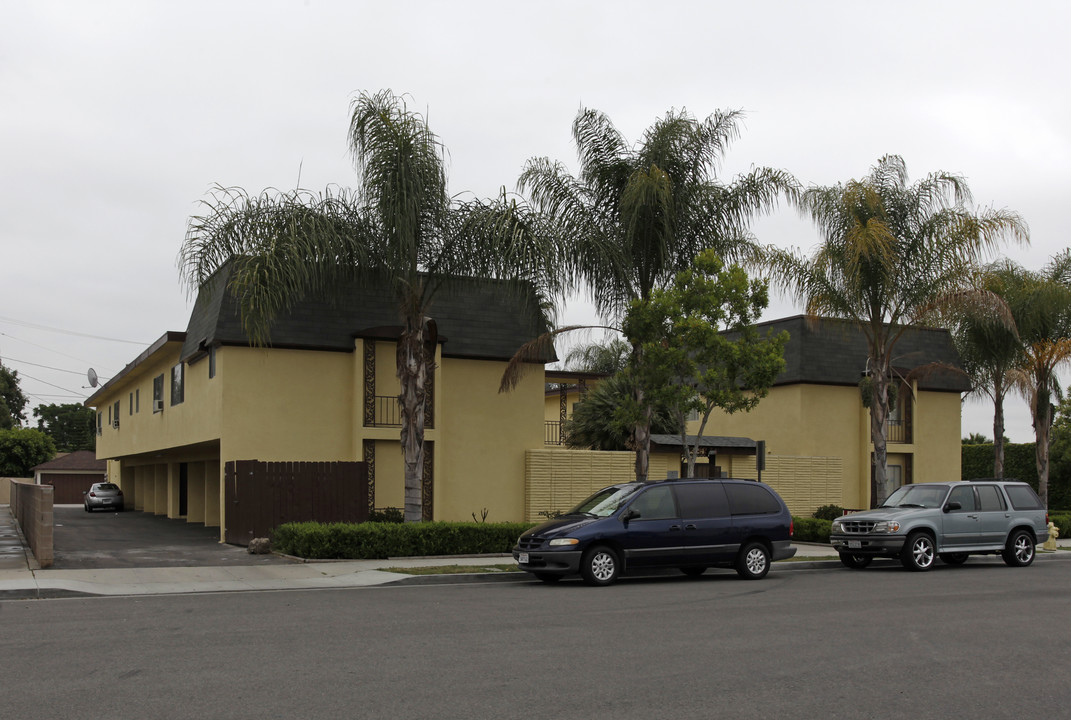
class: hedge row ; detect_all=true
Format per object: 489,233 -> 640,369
792,517 -> 832,544
272,521 -> 534,559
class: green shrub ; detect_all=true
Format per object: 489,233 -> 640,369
368,507 -> 404,523
812,505 -> 845,521
792,517 -> 831,544
271,520 -> 535,559
1049,513 -> 1071,538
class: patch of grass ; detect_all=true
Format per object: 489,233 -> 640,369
383,564 -> 521,575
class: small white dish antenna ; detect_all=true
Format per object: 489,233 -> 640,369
87,368 -> 99,388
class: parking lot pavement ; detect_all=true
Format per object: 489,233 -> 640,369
51,505 -> 296,569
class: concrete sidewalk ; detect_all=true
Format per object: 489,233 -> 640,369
2,504 -> 1066,600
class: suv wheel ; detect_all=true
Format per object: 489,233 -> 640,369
580,545 -> 620,586
736,542 -> 770,580
1002,530 -> 1036,567
839,553 -> 872,569
900,532 -> 936,571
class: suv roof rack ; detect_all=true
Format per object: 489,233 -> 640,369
966,477 -> 1022,482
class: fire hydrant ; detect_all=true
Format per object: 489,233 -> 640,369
1043,521 -> 1060,551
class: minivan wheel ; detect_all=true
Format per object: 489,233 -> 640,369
1002,530 -> 1036,567
939,552 -> 969,565
679,566 -> 707,577
839,553 -> 872,569
580,546 -> 620,586
900,532 -> 936,571
735,542 -> 770,580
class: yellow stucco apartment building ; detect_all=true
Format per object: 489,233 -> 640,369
88,265 -> 969,540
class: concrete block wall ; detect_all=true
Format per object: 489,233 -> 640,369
10,481 -> 54,568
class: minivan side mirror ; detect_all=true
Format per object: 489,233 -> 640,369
623,508 -> 640,522
943,501 -> 961,513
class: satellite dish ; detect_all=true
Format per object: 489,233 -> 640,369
87,368 -> 99,388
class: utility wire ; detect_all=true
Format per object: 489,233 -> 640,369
0,330 -> 111,370
0,315 -> 143,344
1,356 -> 95,377
15,370 -> 85,397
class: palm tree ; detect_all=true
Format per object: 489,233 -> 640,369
563,337 -> 631,375
952,261 -> 1026,477
515,106 -> 796,480
180,90 -> 563,522
1004,251 -> 1071,505
766,155 -> 1027,506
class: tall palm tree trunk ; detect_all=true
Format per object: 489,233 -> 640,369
398,317 -> 429,522
993,384 -> 1006,478
1033,377 -> 1053,507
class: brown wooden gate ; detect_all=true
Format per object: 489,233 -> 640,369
223,460 -> 369,545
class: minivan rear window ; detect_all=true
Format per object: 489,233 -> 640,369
724,483 -> 781,515
1004,485 -> 1043,510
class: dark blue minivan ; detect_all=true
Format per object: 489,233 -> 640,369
513,479 -> 796,585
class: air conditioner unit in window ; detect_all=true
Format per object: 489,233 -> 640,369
153,400 -> 164,412
112,419 -> 119,429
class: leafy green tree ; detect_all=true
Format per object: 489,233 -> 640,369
181,90 -> 563,522
0,363 -> 28,430
962,432 -> 992,445
766,155 -> 1027,506
516,106 -> 796,480
1000,250 -> 1071,506
0,427 -> 55,477
623,250 -> 787,478
33,403 -> 96,452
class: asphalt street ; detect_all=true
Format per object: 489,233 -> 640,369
4,559 -> 1070,720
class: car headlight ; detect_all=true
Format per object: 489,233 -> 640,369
548,538 -> 579,547
872,521 -> 901,533
831,520 -> 844,533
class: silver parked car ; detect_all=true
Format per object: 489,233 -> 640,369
830,480 -> 1047,571
83,482 -> 124,512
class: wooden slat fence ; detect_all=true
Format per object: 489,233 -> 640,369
224,460 -> 368,546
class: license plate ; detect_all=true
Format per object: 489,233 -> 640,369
103,499 -> 112,505
518,552 -> 529,564
848,540 -> 861,549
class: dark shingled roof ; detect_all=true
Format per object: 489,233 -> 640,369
181,262 -> 556,364
759,315 -> 970,392
32,450 -> 107,472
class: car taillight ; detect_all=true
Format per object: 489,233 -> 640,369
118,490 -> 123,496
89,492 -> 96,497
789,518 -> 794,537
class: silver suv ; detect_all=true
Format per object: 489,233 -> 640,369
829,480 -> 1047,571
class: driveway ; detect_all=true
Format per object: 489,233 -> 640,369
52,506 -> 295,569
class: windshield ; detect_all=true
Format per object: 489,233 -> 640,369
568,484 -> 644,518
881,484 -> 949,509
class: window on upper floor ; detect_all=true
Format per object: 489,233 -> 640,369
96,412 -> 102,435
208,345 -> 216,379
135,388 -> 140,413
153,374 -> 164,413
171,363 -> 184,406
112,400 -> 120,428
129,392 -> 133,416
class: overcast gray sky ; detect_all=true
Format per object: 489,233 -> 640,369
2,1 -> 1068,442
